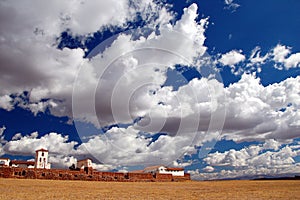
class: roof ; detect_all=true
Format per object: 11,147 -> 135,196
143,165 -> 184,172
0,158 -> 10,160
11,160 -> 35,165
35,148 -> 48,152
166,167 -> 184,171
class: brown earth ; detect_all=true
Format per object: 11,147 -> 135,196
0,178 -> 299,200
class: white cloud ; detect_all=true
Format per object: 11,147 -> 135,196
191,141 -> 300,180
263,139 -> 282,151
272,44 -> 300,69
0,95 -> 13,111
3,132 -> 77,156
224,0 -> 240,12
92,163 -> 116,172
272,44 -> 291,63
0,1 -> 209,124
249,46 -> 269,66
222,74 -> 300,142
7,72 -> 300,168
0,126 -> 6,156
285,53 -> 300,69
203,166 -> 214,172
190,163 -> 300,180
72,3 -> 210,128
75,125 -> 197,166
219,50 -> 245,72
0,0 -> 167,37
49,155 -> 77,169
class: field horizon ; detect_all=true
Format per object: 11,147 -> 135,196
1,178 -> 300,199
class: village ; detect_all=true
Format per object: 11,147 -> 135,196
0,148 -> 190,182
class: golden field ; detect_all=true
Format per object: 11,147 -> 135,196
0,178 -> 300,200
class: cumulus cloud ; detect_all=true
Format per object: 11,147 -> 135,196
190,163 -> 300,180
0,0 -> 175,118
216,44 -> 300,74
0,95 -> 13,111
49,155 -> 78,169
219,50 -> 245,74
219,50 -> 245,66
272,44 -> 300,69
191,140 -> 300,180
222,74 -> 300,142
5,73 -> 300,168
72,3 -> 210,128
3,132 -> 77,156
272,44 -> 291,63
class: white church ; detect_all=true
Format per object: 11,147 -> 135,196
34,148 -> 51,169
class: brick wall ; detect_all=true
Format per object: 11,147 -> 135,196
155,173 -> 173,182
0,167 -> 190,182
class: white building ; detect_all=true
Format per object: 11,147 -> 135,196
77,158 -> 93,169
144,165 -> 185,176
0,158 -> 10,167
11,160 -> 35,168
35,148 -> 51,169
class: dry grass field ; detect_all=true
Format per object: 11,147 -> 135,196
0,178 -> 300,200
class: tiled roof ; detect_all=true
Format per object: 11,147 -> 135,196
166,167 -> 184,171
35,148 -> 48,152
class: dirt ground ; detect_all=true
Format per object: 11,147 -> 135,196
0,178 -> 299,200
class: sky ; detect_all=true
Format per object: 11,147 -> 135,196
0,0 -> 300,180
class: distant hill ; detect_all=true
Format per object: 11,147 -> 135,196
253,175 -> 300,181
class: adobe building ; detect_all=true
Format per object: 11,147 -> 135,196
143,166 -> 185,176
11,160 -> 35,168
77,158 -> 93,174
77,158 -> 93,169
0,149 -> 190,182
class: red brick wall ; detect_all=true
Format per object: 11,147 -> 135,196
127,173 -> 154,182
173,173 -> 191,181
0,167 -> 190,182
155,173 -> 173,182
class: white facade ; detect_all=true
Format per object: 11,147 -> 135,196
77,158 -> 93,169
144,166 -> 185,176
35,148 -> 51,169
158,167 -> 185,176
0,158 -> 10,166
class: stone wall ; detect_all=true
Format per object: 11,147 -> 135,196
0,166 -> 190,182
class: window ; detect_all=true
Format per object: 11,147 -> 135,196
39,158 -> 42,162
42,152 -> 44,156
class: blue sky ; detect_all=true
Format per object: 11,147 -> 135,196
0,0 -> 300,180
